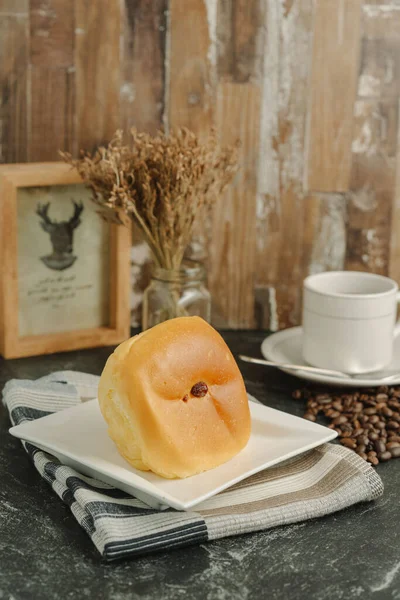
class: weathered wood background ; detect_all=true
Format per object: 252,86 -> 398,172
2,0 -> 400,329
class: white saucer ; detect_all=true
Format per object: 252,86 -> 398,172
261,327 -> 400,388
9,397 -> 336,511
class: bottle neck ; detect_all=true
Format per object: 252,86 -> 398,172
152,260 -> 206,285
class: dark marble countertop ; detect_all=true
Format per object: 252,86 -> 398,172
1,331 -> 399,600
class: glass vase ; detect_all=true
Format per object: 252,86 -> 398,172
142,260 -> 211,330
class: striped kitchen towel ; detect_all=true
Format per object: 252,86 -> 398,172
3,371 -> 384,562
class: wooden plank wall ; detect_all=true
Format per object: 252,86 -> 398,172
2,0 -> 400,329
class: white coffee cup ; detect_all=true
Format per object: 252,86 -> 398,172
302,271 -> 400,374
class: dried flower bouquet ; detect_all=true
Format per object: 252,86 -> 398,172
61,128 -> 238,271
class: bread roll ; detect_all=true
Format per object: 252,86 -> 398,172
98,316 -> 251,479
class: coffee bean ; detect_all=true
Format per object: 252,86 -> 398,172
382,407 -> 393,417
375,421 -> 386,430
374,440 -> 386,454
340,430 -> 352,438
353,428 -> 364,437
333,415 -> 348,425
365,399 -> 377,407
342,413 -> 354,429
392,413 -> 400,422
368,415 -> 379,424
316,394 -> 331,404
378,451 -> 392,462
364,407 -> 377,415
376,393 -> 389,401
390,390 -> 400,398
354,402 -> 364,413
390,447 -> 400,458
388,400 -> 400,409
388,421 -> 400,430
341,438 -> 356,449
388,435 -> 400,443
358,452 -> 368,461
360,436 -> 369,446
356,443 -> 366,453
303,413 -> 316,422
332,401 -> 343,411
344,397 -> 353,410
387,441 -> 400,449
369,432 -> 379,441
326,409 -> 340,418
378,386 -> 389,394
367,452 -> 379,466
359,415 -> 369,424
343,421 -> 353,429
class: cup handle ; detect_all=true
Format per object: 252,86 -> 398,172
395,291 -> 400,338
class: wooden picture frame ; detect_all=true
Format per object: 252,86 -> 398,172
0,162 -> 131,359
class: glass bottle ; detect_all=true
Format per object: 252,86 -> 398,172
142,260 -> 211,330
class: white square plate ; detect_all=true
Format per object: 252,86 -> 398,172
9,398 -> 337,511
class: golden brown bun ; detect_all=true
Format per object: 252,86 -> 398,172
98,316 -> 251,479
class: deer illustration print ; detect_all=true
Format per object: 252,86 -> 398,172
36,201 -> 84,271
